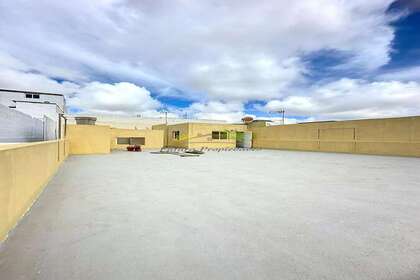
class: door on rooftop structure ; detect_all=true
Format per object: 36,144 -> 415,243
236,131 -> 252,148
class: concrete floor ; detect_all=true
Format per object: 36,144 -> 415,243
1,150 -> 420,280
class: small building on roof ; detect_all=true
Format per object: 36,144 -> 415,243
152,122 -> 252,149
247,119 -> 273,128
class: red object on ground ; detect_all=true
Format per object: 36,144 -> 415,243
127,145 -> 142,152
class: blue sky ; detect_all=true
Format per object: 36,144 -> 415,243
0,0 -> 419,123
386,8 -> 420,69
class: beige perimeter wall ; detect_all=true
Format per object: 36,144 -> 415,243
251,116 -> 420,157
67,125 -> 164,154
0,139 -> 69,241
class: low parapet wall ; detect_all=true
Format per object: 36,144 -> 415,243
0,139 -> 69,241
250,116 -> 420,157
67,125 -> 111,155
67,124 -> 165,154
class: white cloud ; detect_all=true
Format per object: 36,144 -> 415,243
0,0 -> 398,102
0,55 -> 162,115
263,79 -> 420,120
2,0 -> 418,122
185,101 -> 248,122
186,57 -> 305,101
378,66 -> 420,82
0,65 -> 80,95
68,82 -> 160,114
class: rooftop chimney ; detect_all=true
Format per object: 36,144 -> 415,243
75,116 -> 97,125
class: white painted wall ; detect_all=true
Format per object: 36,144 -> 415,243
0,90 -> 66,141
14,102 -> 60,123
43,116 -> 57,141
0,104 -> 44,142
0,90 -> 65,114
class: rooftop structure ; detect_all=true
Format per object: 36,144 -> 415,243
0,88 -> 66,120
152,122 -> 250,149
74,116 -> 97,125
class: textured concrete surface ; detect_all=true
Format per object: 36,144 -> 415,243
1,150 -> 420,280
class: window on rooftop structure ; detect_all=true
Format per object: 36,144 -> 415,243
33,94 -> 40,99
25,94 -> 32,98
117,137 -> 130,145
220,131 -> 228,139
130,137 -> 145,145
212,131 -> 220,140
172,131 -> 180,140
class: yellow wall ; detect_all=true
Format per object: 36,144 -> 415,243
188,123 -> 248,149
0,139 -> 68,241
110,128 -> 164,150
67,125 -> 164,154
67,125 -> 111,154
68,117 -> 420,156
250,116 -> 420,157
152,124 -> 169,147
160,123 -> 248,149
166,123 -> 190,148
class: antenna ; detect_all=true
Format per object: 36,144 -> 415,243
269,109 -> 285,125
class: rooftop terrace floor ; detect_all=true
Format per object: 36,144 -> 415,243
1,150 -> 420,279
